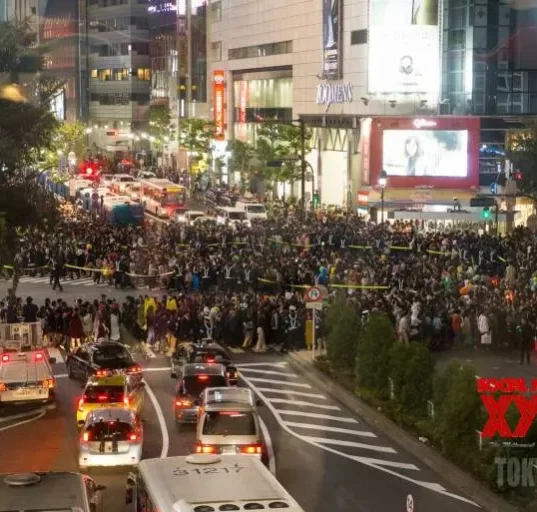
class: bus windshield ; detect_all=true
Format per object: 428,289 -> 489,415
161,191 -> 185,207
246,205 -> 266,214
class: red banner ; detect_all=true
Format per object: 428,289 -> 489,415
213,69 -> 225,141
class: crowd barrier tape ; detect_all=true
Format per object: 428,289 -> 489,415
257,277 -> 389,290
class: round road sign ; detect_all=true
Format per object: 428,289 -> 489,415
306,287 -> 322,302
406,494 -> 414,512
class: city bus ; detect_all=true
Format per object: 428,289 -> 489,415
125,454 -> 305,511
138,179 -> 187,218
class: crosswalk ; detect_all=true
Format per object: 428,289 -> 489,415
239,362 -> 479,506
17,276 -> 110,288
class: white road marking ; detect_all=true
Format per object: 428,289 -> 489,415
258,416 -> 276,476
55,373 -> 68,378
239,368 -> 298,377
283,422 -> 376,437
0,410 -> 46,431
246,377 -> 311,389
268,398 -> 340,411
143,367 -> 170,372
276,410 -> 358,423
350,456 -> 420,471
47,347 -> 65,364
304,436 -> 396,453
236,362 -> 288,368
83,281 -> 96,286
255,388 -> 326,400
239,372 -> 480,508
228,347 -> 245,354
143,378 -> 169,458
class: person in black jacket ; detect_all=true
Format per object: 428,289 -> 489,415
22,297 -> 38,323
517,316 -> 534,366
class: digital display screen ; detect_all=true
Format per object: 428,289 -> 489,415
382,129 -> 468,178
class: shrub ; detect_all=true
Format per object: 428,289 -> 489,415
325,297 -> 360,377
433,361 -> 483,465
356,312 -> 396,398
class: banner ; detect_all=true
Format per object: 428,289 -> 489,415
213,69 -> 225,140
322,0 -> 342,79
368,0 -> 439,94
359,117 -> 372,185
237,80 -> 248,141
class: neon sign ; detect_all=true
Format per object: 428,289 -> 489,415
412,119 -> 436,129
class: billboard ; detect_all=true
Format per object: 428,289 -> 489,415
213,69 -> 225,141
368,0 -> 439,94
368,117 -> 480,190
322,0 -> 342,79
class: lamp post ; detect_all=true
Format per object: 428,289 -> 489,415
378,170 -> 387,225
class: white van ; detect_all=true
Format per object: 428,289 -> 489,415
235,201 -> 268,220
125,454 -> 305,511
176,210 -> 208,224
215,207 -> 251,227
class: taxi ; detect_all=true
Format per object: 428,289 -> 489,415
76,374 -> 145,428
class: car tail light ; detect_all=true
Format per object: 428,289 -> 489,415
82,432 -> 90,442
34,353 -> 44,361
127,365 -> 142,375
129,433 -> 138,441
239,444 -> 263,455
1,354 -> 9,363
175,399 -> 192,407
206,358 -> 215,363
0,382 -> 6,392
196,443 -> 218,454
78,397 -> 85,410
97,394 -> 109,402
197,375 -> 209,381
41,379 -> 54,389
124,396 -> 130,407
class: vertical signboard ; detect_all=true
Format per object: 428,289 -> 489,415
322,0 -> 342,79
213,69 -> 225,141
237,80 -> 248,141
359,117 -> 372,185
368,0 -> 439,94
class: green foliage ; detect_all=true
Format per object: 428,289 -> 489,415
0,20 -> 38,74
506,127 -> 537,202
433,362 -> 483,463
43,121 -> 87,169
227,139 -> 257,188
149,104 -> 174,151
356,312 -> 396,397
325,298 -> 360,376
254,123 -> 312,185
178,118 -> 216,156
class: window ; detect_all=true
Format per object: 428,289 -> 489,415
202,411 -> 256,436
115,68 -> 130,80
350,29 -> 367,45
137,68 -> 151,80
84,385 -> 125,403
210,0 -> 222,22
228,41 -> 292,60
91,69 -> 98,78
211,41 -> 222,61
97,68 -> 112,80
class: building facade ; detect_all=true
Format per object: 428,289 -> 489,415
207,0 -> 537,216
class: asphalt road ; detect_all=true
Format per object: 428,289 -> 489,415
0,340 -> 483,512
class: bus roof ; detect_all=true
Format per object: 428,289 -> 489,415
138,178 -> 185,191
139,455 -> 296,510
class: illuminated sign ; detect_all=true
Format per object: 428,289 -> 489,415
316,82 -> 353,112
368,0 -> 440,94
148,2 -> 177,13
413,119 -> 437,129
213,70 -> 225,141
359,117 -> 372,184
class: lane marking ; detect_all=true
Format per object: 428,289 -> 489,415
283,422 -> 376,437
143,367 -> 170,372
0,410 -> 46,432
258,416 -> 276,476
268,398 -> 340,411
246,377 -> 311,389
83,282 -> 96,287
142,378 -> 169,458
47,347 -> 65,364
239,368 -> 298,377
255,388 -> 326,400
303,436 -> 396,453
55,373 -> 68,378
350,456 -> 420,471
275,410 -> 358,423
228,347 -> 245,354
236,362 -> 288,368
239,372 -> 480,508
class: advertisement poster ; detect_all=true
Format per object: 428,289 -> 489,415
368,0 -> 439,94
213,69 -> 225,141
359,117 -> 372,185
383,129 -> 468,177
322,0 -> 342,79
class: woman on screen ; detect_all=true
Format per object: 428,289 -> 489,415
404,136 -> 428,176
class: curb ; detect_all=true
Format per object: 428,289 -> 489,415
286,352 -> 518,512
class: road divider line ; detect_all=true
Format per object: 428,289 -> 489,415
236,362 -> 288,368
0,410 -> 46,431
246,377 -> 311,389
258,416 -> 276,476
283,422 -> 376,437
268,398 -> 340,411
143,378 -> 169,458
142,367 -> 170,372
349,456 -> 420,471
275,410 -> 358,423
255,388 -> 326,400
55,373 -> 68,379
240,372 -> 480,508
47,347 -> 65,364
238,368 -> 298,377
303,436 -> 396,453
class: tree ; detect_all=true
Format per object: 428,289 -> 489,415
43,121 -> 87,170
178,118 -> 216,172
0,20 -> 39,77
227,139 -> 256,191
506,126 -> 537,203
149,104 -> 174,152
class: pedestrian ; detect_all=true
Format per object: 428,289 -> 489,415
517,316 -> 533,366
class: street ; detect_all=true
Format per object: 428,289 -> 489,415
0,283 -> 482,512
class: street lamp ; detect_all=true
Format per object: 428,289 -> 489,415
378,170 -> 387,225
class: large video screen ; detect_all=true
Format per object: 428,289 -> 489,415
382,130 -> 468,178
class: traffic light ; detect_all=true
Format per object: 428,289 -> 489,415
313,191 -> 320,209
481,207 -> 491,220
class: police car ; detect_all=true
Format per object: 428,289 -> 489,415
0,346 -> 56,407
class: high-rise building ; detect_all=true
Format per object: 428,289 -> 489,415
85,0 -> 151,156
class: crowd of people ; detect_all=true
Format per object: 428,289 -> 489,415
4,203 -> 537,359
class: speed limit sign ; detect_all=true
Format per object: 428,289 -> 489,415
406,494 -> 414,512
305,287 -> 322,302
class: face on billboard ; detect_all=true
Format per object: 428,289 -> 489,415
382,129 -> 468,178
368,0 -> 439,94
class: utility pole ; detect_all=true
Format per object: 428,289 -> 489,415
300,118 -> 306,219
